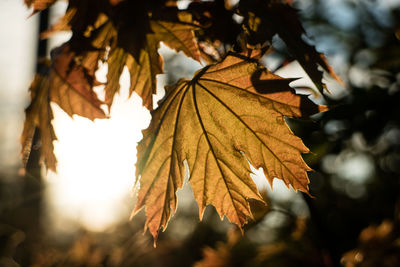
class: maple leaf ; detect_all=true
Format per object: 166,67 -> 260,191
39,1 -> 200,111
21,63 -> 57,171
66,0 -> 107,34
150,15 -> 201,62
40,4 -> 83,39
188,0 -> 242,62
104,10 -> 200,109
49,42 -> 107,120
41,0 -> 111,38
240,1 -> 343,93
104,47 -> 127,107
108,27 -> 163,110
133,53 -> 327,242
43,12 -> 115,119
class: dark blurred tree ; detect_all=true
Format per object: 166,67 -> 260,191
292,0 -> 400,265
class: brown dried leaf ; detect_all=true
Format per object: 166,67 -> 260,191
133,53 -> 326,241
104,47 -> 127,107
241,2 -> 343,92
151,15 -> 200,62
21,65 -> 57,171
105,12 -> 199,109
46,14 -> 116,119
125,35 -> 163,110
41,7 -> 76,39
40,3 -> 200,111
104,31 -> 163,110
49,43 -> 107,120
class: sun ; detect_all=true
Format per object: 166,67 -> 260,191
42,39 -> 202,233
45,66 -> 151,232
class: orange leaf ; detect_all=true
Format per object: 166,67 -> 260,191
21,63 -> 57,171
49,43 -> 107,120
40,3 -> 200,111
151,14 -> 201,62
134,53 -> 326,242
105,11 -> 200,109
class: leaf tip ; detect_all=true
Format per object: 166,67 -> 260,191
237,225 -> 245,235
318,104 -> 329,113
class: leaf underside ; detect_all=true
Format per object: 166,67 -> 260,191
50,43 -> 107,120
21,65 -> 57,171
45,5 -> 200,112
134,53 -> 326,241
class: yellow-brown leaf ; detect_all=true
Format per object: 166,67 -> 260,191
102,11 -> 199,110
126,35 -> 163,110
49,43 -> 107,120
151,17 -> 200,62
41,8 -> 76,39
134,53 -> 326,241
21,68 -> 57,171
104,47 -> 127,107
103,33 -> 163,110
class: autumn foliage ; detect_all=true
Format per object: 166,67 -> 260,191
22,0 -> 340,243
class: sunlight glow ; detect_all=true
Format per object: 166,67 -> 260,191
46,67 -> 151,232
44,42 -> 201,233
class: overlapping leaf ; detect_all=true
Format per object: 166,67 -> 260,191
49,43 -> 107,120
104,10 -> 200,109
105,21 -> 162,109
40,0 -> 106,39
151,12 -> 201,62
134,53 -> 327,241
21,63 -> 57,171
22,2 -> 201,170
44,2 -> 200,110
187,0 -> 242,63
43,9 -> 115,121
42,5 -> 199,112
240,1 -> 342,92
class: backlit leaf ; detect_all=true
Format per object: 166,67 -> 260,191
21,64 -> 57,171
46,12 -> 118,119
241,1 -> 343,92
125,35 -> 163,110
150,15 -> 200,62
39,2 -> 200,112
49,43 -> 107,120
101,23 -> 163,109
134,53 -> 327,241
105,11 -> 199,109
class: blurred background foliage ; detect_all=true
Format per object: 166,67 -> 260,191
1,0 -> 400,266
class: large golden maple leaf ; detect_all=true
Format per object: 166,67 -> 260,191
133,53 -> 327,241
